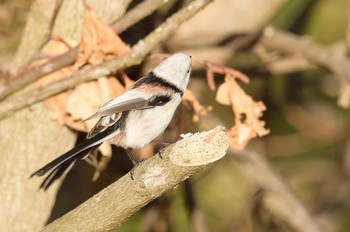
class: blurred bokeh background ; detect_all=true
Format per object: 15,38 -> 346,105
1,0 -> 350,231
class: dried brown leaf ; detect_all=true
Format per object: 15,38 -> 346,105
77,6 -> 130,65
216,76 -> 269,149
36,6 -> 131,129
65,77 -> 127,131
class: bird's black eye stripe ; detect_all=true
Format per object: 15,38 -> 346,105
149,95 -> 172,106
133,72 -> 183,95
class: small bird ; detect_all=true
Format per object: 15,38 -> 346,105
30,53 -> 192,190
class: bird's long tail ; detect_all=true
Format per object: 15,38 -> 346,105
30,138 -> 101,190
30,123 -> 121,190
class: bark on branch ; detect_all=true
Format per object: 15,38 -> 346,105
42,126 -> 229,231
0,49 -> 77,100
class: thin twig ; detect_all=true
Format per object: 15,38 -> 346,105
41,127 -> 228,231
200,59 -> 250,90
110,0 -> 166,33
29,0 -> 64,62
0,49 -> 77,100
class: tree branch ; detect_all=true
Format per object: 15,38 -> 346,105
0,0 -> 214,120
259,27 -> 350,107
41,126 -> 229,231
110,0 -> 166,33
258,54 -> 314,75
260,27 -> 350,82
0,49 -> 77,100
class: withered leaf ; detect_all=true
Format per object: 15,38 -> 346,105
216,76 -> 270,149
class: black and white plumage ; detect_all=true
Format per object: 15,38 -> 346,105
30,53 -> 192,190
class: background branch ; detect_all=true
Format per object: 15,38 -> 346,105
259,27 -> 350,107
260,27 -> 350,82
42,127 -> 229,231
0,0 -> 214,120
110,0 -> 166,33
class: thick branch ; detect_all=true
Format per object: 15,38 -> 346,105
0,0 -> 214,120
42,127 -> 229,231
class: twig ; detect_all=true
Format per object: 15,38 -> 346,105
0,0 -> 169,101
0,0 -> 214,120
200,59 -> 250,90
0,49 -> 77,100
263,56 -> 313,75
110,0 -> 166,33
259,27 -> 350,107
28,0 -> 64,62
42,127 -> 229,231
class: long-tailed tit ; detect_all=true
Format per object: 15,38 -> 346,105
30,53 -> 192,190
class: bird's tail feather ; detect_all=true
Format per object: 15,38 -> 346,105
30,116 -> 122,190
30,136 -> 105,190
39,145 -> 100,190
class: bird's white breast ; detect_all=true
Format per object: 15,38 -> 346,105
120,95 -> 182,149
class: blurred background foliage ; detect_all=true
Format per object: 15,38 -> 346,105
2,0 -> 350,231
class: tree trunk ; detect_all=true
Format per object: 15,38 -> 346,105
0,0 -> 130,231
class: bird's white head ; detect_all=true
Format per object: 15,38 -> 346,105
152,53 -> 191,92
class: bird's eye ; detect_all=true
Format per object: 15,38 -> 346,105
150,95 -> 172,106
187,69 -> 190,74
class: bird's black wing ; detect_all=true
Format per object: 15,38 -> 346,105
84,97 -> 150,121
